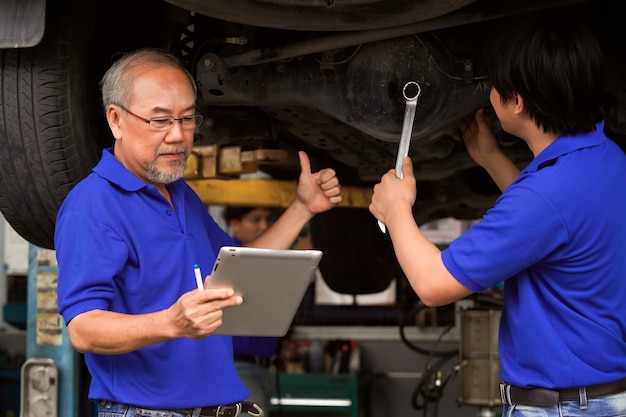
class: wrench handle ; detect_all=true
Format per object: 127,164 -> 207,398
395,100 -> 417,178
378,82 -> 421,233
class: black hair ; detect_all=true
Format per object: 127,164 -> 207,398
223,206 -> 282,223
486,14 -> 605,135
223,206 -> 257,222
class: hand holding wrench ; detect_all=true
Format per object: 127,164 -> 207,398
378,81 -> 421,233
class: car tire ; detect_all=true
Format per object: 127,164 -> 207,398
0,0 -> 104,249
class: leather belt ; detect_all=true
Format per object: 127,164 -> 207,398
99,400 -> 262,417
500,377 -> 626,406
173,401 -> 262,417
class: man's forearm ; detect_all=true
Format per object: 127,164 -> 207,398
386,206 -> 473,306
67,309 -> 173,355
248,200 -> 312,249
483,152 -> 521,191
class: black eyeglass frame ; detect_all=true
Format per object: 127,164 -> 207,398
117,104 -> 203,130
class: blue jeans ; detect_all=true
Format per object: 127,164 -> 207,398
97,401 -> 201,417
502,390 -> 626,417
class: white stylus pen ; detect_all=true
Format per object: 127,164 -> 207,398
194,264 -> 204,291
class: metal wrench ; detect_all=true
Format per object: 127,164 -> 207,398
378,81 -> 422,233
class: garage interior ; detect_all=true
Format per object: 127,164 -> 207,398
1,1 -> 624,416
0,179 -> 503,417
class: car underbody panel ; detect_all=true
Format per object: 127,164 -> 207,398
0,0 -> 625,250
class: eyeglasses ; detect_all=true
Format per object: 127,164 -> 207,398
118,105 -> 204,131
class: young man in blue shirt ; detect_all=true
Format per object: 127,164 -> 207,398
55,49 -> 342,417
369,16 -> 626,417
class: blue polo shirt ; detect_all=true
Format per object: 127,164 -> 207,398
442,122 -> 626,389
56,148 -> 248,408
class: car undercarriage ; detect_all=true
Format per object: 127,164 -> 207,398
0,0 -> 624,283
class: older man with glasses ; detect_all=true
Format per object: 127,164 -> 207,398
55,48 -> 342,417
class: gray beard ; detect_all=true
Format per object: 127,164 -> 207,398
147,146 -> 190,184
147,159 -> 187,184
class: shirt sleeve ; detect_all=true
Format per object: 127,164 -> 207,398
441,183 -> 570,292
56,210 -> 129,324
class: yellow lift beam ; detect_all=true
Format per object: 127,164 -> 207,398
187,178 -> 373,209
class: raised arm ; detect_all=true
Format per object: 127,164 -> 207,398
461,108 -> 520,191
248,151 -> 342,249
369,158 -> 473,306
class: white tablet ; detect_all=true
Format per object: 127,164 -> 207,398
207,246 -> 322,336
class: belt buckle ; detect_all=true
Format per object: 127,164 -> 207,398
500,382 -> 512,405
216,403 -> 242,417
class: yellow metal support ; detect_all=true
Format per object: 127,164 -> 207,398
187,179 -> 373,209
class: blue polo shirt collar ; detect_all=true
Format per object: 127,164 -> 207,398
522,121 -> 605,174
93,147 -> 186,195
